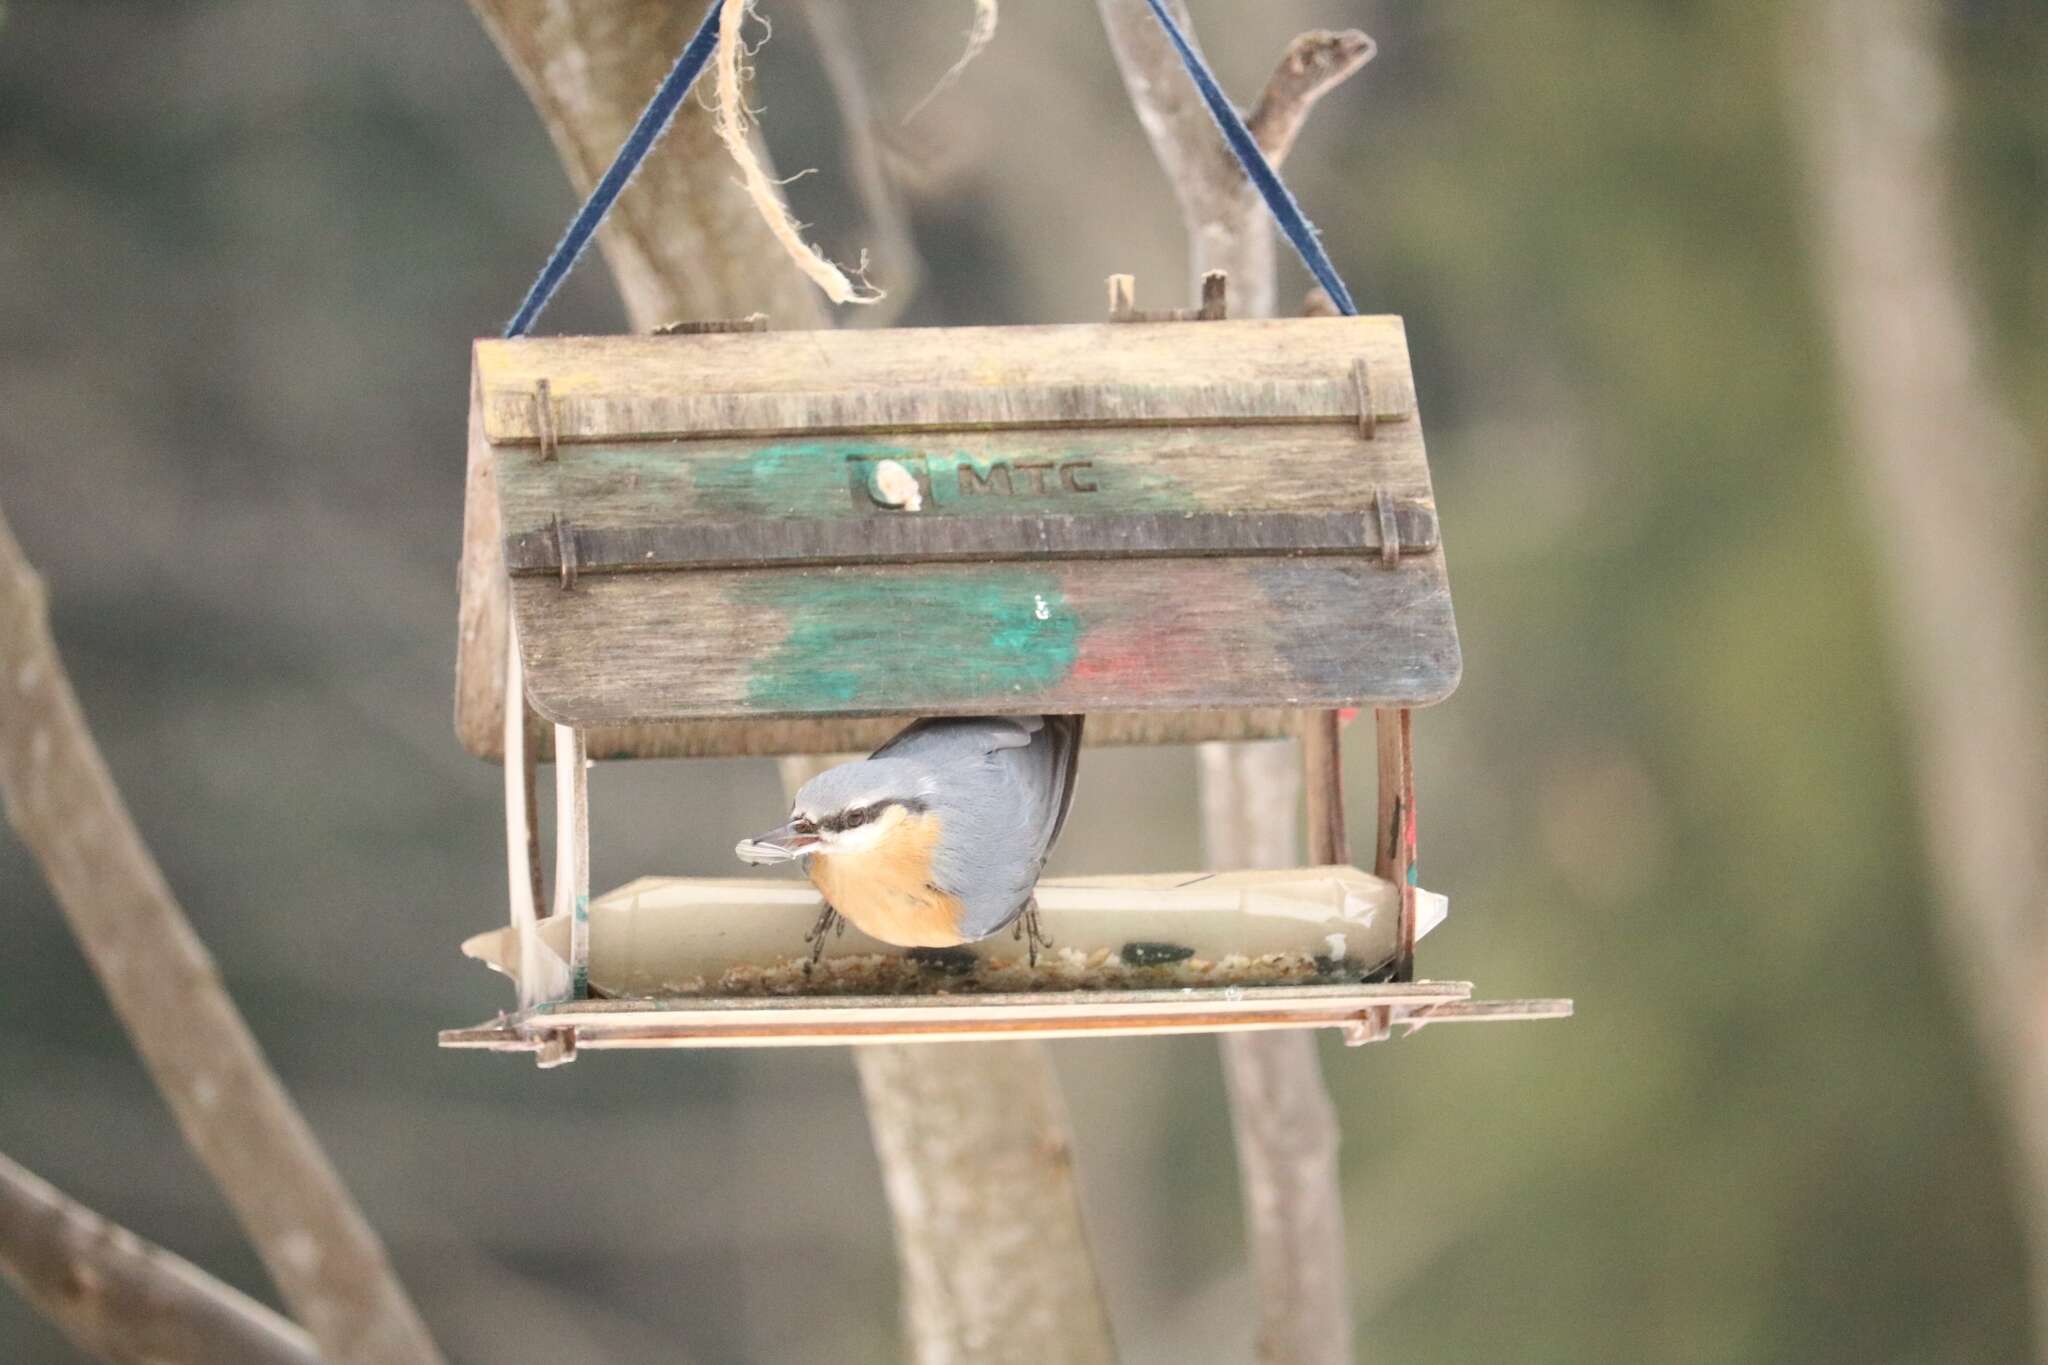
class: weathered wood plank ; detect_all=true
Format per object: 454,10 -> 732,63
512,555 -> 1460,725
563,711 -> 1307,761
490,421 -> 1432,537
454,365 -> 510,759
477,317 -> 1416,444
505,506 -> 1440,575
434,981 -> 1546,1050
1375,707 -> 1419,980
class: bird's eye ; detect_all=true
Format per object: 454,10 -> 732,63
844,807 -> 868,829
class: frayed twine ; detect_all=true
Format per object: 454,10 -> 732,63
714,0 -> 883,307
903,0 -> 998,123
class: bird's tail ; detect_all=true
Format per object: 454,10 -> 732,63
1044,714 -> 1084,847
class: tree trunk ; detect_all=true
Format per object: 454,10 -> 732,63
465,6 -> 1119,1356
1787,0 -> 2048,1355
776,756 -> 1117,1364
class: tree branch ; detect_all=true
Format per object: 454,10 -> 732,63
1098,5 -> 1367,1361
1097,0 -> 1273,313
856,1044 -> 1119,1364
1096,5 -> 1370,317
1788,0 -> 2048,1353
0,1150 -> 320,1365
467,0 -> 828,329
0,501 -> 443,1364
1247,30 -> 1376,166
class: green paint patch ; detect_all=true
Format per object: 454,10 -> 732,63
739,571 -> 1080,711
685,440 -> 1198,518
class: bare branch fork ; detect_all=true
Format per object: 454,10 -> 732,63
467,3 -> 1115,1359
0,499 -> 444,1364
0,1150 -> 320,1365
1098,5 -> 1373,1363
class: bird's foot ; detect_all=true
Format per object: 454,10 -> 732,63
805,902 -> 845,969
1013,900 -> 1053,968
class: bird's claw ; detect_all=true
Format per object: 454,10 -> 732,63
806,903 -> 844,969
1014,901 -> 1053,968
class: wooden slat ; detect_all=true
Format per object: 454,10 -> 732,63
1408,999 -> 1576,1025
430,981 -> 1572,1051
531,982 -> 1468,1023
1375,708 -> 1419,980
1303,709 -> 1349,867
512,555 -> 1461,726
477,317 -> 1417,443
562,711 -> 1306,761
489,419 -> 1432,541
439,986 -> 1571,1051
458,707 -> 1305,764
504,506 -> 1440,575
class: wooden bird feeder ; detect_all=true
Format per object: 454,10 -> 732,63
442,277 -> 1570,1064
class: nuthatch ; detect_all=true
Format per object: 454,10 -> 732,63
736,715 -> 1083,961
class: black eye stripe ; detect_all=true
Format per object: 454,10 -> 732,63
823,802 -> 898,834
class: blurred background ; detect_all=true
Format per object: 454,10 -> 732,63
3,1 -> 2045,1361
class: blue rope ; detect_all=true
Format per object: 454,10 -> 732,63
503,2 -> 725,338
1138,0 -> 1360,316
506,0 -> 1359,332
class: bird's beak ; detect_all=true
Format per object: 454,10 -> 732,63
735,819 -> 820,865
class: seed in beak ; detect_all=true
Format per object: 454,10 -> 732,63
735,818 -> 820,865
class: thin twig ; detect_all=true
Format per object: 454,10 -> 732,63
0,500 -> 443,1365
0,1150 -> 320,1365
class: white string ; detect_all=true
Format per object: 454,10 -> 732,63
713,0 -> 883,306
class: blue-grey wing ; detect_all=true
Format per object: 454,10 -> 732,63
918,715 -> 1084,940
869,715 -> 1040,766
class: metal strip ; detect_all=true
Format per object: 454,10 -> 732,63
489,378 -> 1373,443
505,506 -> 1440,576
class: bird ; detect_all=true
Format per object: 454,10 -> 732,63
736,715 -> 1083,963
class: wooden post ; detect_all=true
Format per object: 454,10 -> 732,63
1373,708 -> 1417,981
553,723 -> 591,999
504,625 -> 565,1010
1303,709 -> 1349,868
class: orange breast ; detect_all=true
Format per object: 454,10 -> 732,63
807,812 -> 967,948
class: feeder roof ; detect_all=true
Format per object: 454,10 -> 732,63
461,316 -> 1460,736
